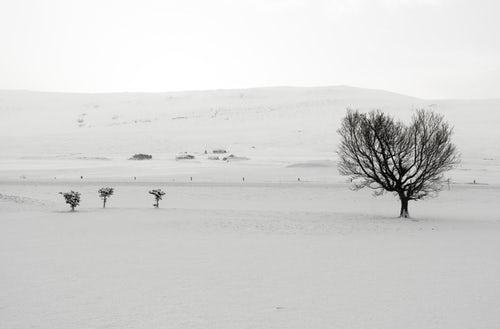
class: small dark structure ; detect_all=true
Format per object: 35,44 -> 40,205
176,153 -> 195,160
129,154 -> 152,160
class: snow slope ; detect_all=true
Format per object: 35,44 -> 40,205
1,86 -> 499,184
1,182 -> 500,329
0,86 -> 421,158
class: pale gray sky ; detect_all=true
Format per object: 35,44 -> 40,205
0,0 -> 498,98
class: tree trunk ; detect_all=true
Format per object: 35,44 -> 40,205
71,205 -> 75,212
103,198 -> 107,208
399,197 -> 409,218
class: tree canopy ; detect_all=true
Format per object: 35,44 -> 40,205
337,109 -> 459,218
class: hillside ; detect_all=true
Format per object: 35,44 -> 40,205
0,86 -> 498,182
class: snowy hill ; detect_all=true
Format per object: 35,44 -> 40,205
0,86 -> 498,182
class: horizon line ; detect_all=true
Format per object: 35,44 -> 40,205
1,84 -> 499,101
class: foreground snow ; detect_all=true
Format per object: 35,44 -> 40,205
1,181 -> 500,329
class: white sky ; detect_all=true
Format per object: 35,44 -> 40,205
0,0 -> 499,98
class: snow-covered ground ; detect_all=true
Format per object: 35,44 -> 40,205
1,86 -> 500,328
1,181 -> 500,328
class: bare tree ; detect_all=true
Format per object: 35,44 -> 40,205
337,109 -> 459,218
149,189 -> 166,208
59,191 -> 81,211
98,187 -> 114,208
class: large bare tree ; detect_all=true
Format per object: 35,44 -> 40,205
337,109 -> 459,218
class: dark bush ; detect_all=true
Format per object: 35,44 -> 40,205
129,154 -> 152,160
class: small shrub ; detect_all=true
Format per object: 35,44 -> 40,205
98,187 -> 114,208
149,189 -> 166,208
59,191 -> 81,211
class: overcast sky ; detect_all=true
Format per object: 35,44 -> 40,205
0,0 -> 498,98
